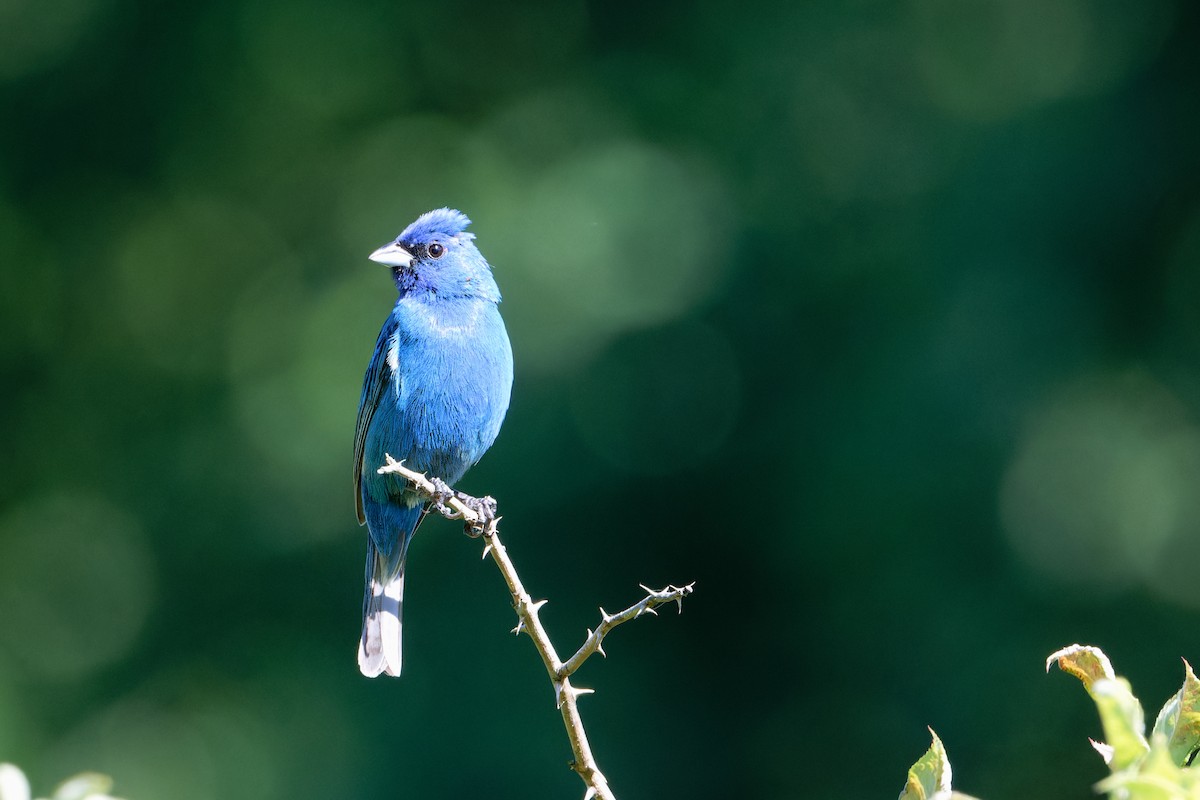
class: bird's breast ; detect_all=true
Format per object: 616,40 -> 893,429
368,298 -> 511,489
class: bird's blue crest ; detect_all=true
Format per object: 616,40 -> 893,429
399,208 -> 474,244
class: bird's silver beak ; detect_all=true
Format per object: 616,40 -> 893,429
368,242 -> 414,268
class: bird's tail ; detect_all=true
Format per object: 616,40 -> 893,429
358,541 -> 406,677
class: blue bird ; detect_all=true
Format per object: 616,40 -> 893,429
353,208 -> 513,677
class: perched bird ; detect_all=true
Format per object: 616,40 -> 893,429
353,208 -> 513,677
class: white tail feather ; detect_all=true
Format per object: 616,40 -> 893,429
358,555 -> 405,677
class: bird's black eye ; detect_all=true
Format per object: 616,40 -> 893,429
427,242 -> 445,259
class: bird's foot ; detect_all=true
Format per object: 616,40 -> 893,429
427,477 -> 459,518
425,476 -> 496,536
462,494 -> 498,538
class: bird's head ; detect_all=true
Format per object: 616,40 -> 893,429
369,208 -> 501,302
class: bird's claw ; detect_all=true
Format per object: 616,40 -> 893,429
466,494 -> 498,523
427,477 -> 459,518
427,476 -> 454,502
462,494 -> 498,538
423,476 -> 497,537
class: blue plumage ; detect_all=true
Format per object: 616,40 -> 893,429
353,208 -> 513,677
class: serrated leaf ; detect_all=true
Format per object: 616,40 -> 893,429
1048,644 -> 1117,691
1048,645 -> 1150,771
897,729 -> 985,800
1092,677 -> 1151,771
0,765 -> 31,800
899,729 -> 954,800
1151,659 -> 1200,768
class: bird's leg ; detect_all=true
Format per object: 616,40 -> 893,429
461,494 -> 498,537
425,476 -> 498,537
458,496 -> 496,527
427,477 -> 461,519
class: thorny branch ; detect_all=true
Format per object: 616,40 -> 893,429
559,583 -> 694,678
377,455 -> 695,800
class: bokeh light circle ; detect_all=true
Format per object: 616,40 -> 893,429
0,492 -> 156,680
503,141 -> 734,371
1000,372 -> 1200,593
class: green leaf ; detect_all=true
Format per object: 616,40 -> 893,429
1047,644 -> 1117,691
1151,659 -> 1200,768
898,729 -> 983,800
1096,736 -> 1200,800
899,729 -> 954,800
1092,677 -> 1151,770
1049,644 -> 1150,771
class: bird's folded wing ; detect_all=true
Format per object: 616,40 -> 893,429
354,317 -> 399,525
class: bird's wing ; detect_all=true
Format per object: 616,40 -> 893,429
354,316 -> 398,525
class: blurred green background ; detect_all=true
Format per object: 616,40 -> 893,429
2,1 -> 1199,798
